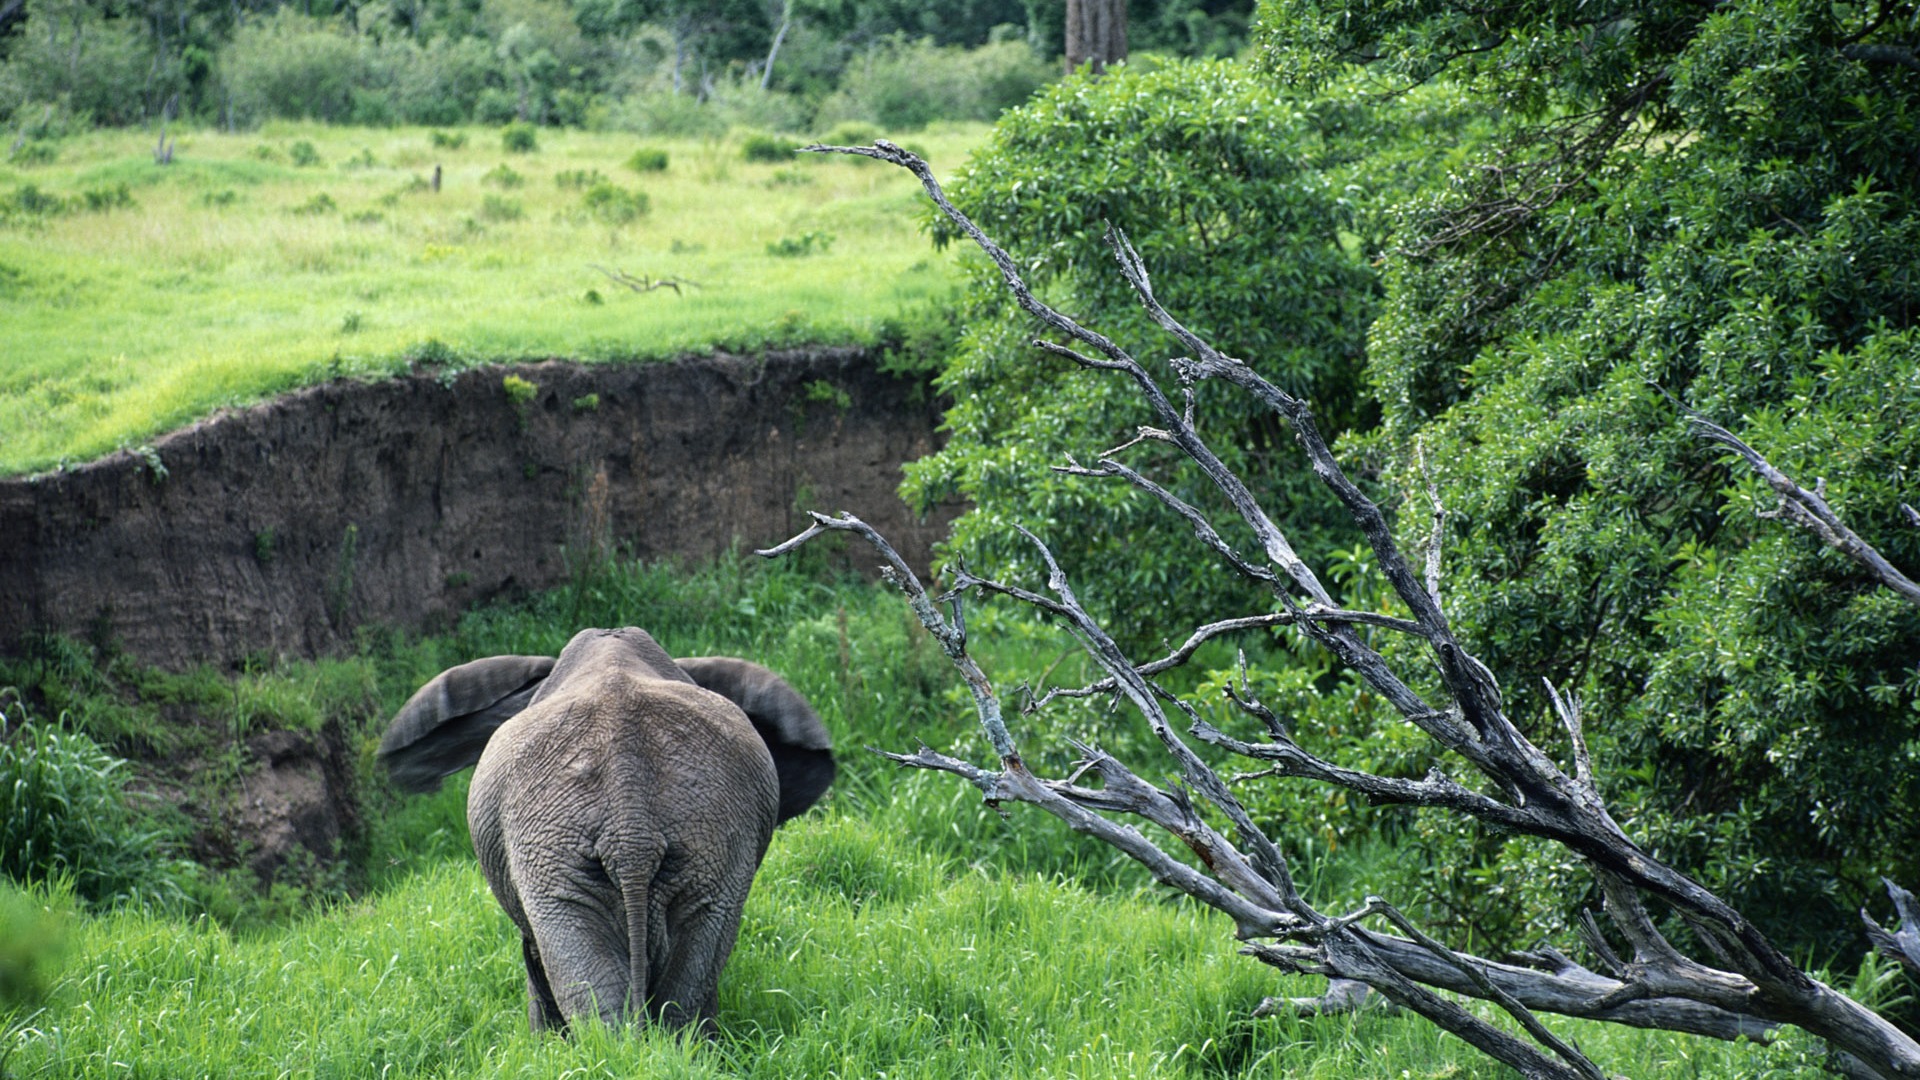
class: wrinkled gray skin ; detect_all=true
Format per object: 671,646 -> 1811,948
377,627 -> 834,1034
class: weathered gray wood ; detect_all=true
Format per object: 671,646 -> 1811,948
773,141 -> 1920,1080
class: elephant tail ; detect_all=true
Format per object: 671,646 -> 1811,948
379,654 -> 555,793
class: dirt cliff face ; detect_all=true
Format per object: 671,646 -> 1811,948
0,348 -> 955,672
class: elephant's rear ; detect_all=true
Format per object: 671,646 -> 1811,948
472,671 -> 781,1030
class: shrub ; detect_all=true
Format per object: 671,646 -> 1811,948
905,62 -> 1487,646
740,132 -> 795,162
481,163 -> 525,188
289,192 -> 337,216
478,194 -> 524,222
0,700 -> 188,909
500,122 -> 539,153
80,184 -> 135,212
219,11 -> 369,125
553,168 -> 607,190
0,879 -> 71,1012
766,231 -> 833,257
816,35 -> 1055,131
625,147 -> 669,173
429,129 -> 468,149
578,181 -> 648,224
288,140 -> 323,167
0,184 -> 71,221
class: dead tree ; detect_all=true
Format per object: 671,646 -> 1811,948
765,140 -> 1920,1080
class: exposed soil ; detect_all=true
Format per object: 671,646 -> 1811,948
1,347 -> 956,894
1,347 -> 956,671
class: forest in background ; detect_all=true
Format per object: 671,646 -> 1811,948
0,0 -> 1250,133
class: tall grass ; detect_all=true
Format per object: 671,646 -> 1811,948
0,557 -> 1814,1075
0,122 -> 979,476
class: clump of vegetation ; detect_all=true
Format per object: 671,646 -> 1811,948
0,697 -> 189,909
766,230 -> 832,257
9,140 -> 59,166
553,168 -> 607,190
288,140 -> 322,167
81,183 -> 135,212
500,122 -> 538,153
501,373 -> 537,406
571,392 -> 599,411
625,147 -> 669,173
739,132 -> 794,162
578,181 -> 647,224
197,189 -> 240,207
0,879 -> 72,1012
480,163 -> 524,189
478,194 -> 523,222
289,192 -> 337,216
429,130 -> 467,149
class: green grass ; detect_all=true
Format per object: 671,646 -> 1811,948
0,122 -> 980,477
0,558 -> 1816,1077
5,825 -> 1797,1079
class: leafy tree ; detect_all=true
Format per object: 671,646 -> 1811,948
1259,0 -> 1920,957
902,59 -> 1489,648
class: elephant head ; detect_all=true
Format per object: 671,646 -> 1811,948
377,627 -> 834,1033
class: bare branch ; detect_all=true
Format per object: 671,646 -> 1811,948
1691,416 -> 1920,608
767,146 -> 1920,1080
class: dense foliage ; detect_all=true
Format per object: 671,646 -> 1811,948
0,697 -> 189,909
902,59 -> 1489,642
1250,0 -> 1920,957
0,0 -> 1255,132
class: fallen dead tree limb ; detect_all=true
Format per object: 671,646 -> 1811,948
766,140 -> 1920,1080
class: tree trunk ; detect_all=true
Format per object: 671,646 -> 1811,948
1064,0 -> 1126,74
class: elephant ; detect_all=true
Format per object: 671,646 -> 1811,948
377,627 -> 834,1034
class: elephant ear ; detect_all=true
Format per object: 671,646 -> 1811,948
379,655 -> 555,794
677,656 -> 835,824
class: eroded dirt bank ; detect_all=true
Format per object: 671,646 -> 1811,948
1,347 -> 955,672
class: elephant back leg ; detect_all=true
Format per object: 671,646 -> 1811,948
646,836 -> 768,1034
512,844 -> 651,1028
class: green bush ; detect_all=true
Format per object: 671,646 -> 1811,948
553,168 -> 607,190
289,192 -> 337,216
0,700 -> 188,909
740,131 -> 796,162
429,129 -> 468,149
288,140 -> 322,167
577,181 -> 647,224
904,61 -> 1489,646
766,231 -> 833,257
219,11 -> 369,125
1268,0 -> 1920,960
477,194 -> 524,222
816,35 -> 1055,131
625,146 -> 669,173
0,879 -> 72,1012
500,121 -> 538,153
480,163 -> 524,188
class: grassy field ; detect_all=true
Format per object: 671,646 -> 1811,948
0,558 -> 1813,1077
0,121 -> 982,477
